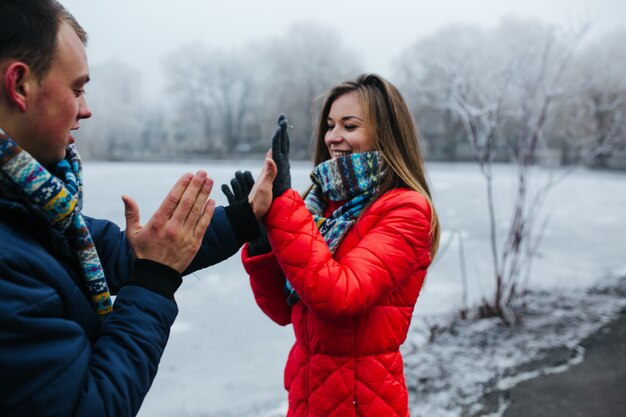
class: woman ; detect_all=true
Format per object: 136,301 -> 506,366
243,74 -> 440,417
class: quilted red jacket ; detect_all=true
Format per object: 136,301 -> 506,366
242,187 -> 433,417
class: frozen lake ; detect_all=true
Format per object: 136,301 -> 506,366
81,160 -> 626,417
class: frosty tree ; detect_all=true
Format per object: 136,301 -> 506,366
163,22 -> 363,157
163,44 -> 257,154
396,19 -> 624,322
250,22 -> 364,157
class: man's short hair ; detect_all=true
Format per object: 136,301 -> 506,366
0,0 -> 87,81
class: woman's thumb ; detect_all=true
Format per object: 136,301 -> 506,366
265,156 -> 277,181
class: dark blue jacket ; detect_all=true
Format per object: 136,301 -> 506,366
0,195 -> 254,417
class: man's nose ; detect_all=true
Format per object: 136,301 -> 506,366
78,96 -> 92,120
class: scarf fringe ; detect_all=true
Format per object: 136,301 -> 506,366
0,134 -> 113,318
285,152 -> 382,305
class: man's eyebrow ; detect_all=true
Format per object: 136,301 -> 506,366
73,75 -> 90,86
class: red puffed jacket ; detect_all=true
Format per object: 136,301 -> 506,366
242,187 -> 433,417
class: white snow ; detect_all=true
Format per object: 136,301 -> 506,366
80,161 -> 626,417
404,279 -> 626,417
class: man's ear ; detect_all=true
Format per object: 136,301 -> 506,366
4,62 -> 31,112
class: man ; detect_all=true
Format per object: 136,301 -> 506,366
0,1 -> 275,416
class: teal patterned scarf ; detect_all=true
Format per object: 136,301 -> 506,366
0,130 -> 113,318
285,151 -> 383,305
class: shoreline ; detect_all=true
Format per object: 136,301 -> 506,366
406,275 -> 626,417
480,307 -> 626,417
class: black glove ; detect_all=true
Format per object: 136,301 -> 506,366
221,170 -> 254,205
272,114 -> 291,198
221,171 -> 272,256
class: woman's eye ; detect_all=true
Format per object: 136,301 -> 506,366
345,125 -> 356,131
327,125 -> 335,131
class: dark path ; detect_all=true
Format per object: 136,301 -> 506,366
501,308 -> 626,417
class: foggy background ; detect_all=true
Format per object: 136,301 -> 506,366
57,2 -> 626,415
61,0 -> 626,168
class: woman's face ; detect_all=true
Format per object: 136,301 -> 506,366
324,92 -> 374,159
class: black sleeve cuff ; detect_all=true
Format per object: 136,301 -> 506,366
224,200 -> 261,246
126,259 -> 182,300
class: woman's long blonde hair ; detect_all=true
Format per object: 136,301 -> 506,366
312,73 -> 440,257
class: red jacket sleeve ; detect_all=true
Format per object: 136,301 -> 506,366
265,189 -> 432,321
241,245 -> 292,326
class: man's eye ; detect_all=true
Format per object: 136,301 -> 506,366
74,89 -> 85,97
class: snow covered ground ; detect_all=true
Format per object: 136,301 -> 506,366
403,274 -> 626,417
81,160 -> 626,417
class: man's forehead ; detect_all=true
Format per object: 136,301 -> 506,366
52,21 -> 90,78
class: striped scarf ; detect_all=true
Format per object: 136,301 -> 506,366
0,130 -> 113,318
285,151 -> 382,305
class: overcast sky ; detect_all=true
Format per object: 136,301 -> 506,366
60,0 -> 625,99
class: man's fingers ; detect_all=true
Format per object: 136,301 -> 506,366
243,171 -> 255,191
122,194 -> 141,236
230,176 -> 243,201
187,177 -> 213,226
155,172 -> 193,220
194,199 -> 215,239
171,171 -> 208,224
235,170 -> 248,197
221,183 -> 236,205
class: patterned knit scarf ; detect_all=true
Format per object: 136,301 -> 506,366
0,130 -> 113,318
285,151 -> 383,305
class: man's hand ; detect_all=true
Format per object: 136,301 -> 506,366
222,167 -> 274,256
221,170 -> 255,206
122,171 -> 215,273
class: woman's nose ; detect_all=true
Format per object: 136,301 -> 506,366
325,129 -> 343,145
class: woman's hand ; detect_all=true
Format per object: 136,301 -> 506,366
246,153 -> 277,221
272,114 -> 291,198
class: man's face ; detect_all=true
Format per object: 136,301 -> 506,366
23,22 -> 92,165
